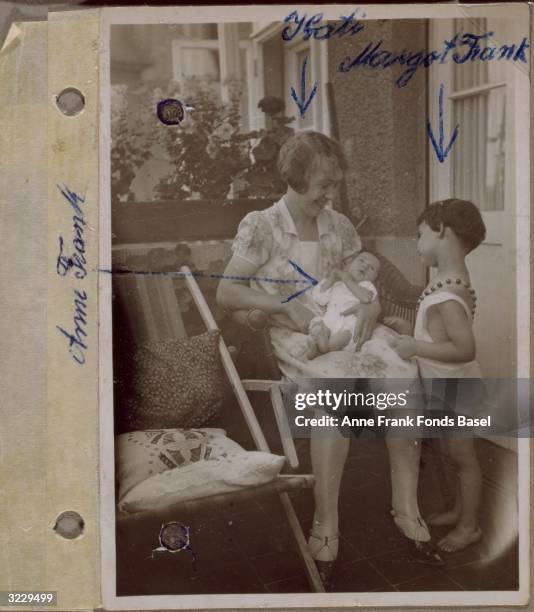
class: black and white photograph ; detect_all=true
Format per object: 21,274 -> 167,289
101,5 -> 530,608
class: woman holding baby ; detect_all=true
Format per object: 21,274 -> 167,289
216,131 -> 440,588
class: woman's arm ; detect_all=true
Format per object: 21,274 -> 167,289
392,301 -> 476,362
216,255 -> 314,332
216,255 -> 284,314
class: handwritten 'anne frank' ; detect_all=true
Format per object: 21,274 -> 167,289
339,30 -> 530,88
55,184 -> 89,365
56,288 -> 88,365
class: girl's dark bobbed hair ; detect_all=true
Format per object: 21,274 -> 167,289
417,198 -> 486,253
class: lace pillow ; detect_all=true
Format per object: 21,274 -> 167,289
116,428 -> 242,499
116,428 -> 285,513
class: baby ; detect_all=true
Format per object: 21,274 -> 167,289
307,252 -> 380,356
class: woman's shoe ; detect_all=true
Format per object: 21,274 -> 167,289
404,538 -> 445,566
308,531 -> 339,587
390,510 -> 445,566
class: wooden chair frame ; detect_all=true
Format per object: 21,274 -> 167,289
116,265 -> 325,593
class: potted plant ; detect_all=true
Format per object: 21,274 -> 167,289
112,81 -> 296,243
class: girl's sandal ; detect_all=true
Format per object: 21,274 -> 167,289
308,531 -> 339,587
390,510 -> 445,566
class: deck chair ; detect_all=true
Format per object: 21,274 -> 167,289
114,266 -> 325,593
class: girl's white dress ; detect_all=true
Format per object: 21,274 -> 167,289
414,290 -> 483,412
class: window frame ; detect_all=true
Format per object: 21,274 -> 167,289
428,19 -> 517,246
283,36 -> 328,133
250,23 -> 329,134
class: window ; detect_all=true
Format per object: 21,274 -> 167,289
428,17 -> 521,242
172,40 -> 222,98
428,15 -> 530,426
285,41 -> 315,130
250,23 -> 329,133
450,19 -> 506,211
171,27 -> 253,130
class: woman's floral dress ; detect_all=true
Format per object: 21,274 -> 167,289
232,198 -> 417,380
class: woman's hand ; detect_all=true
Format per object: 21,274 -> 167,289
383,316 -> 413,336
388,335 -> 417,359
342,299 -> 381,350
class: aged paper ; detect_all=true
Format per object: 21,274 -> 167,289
100,3 -> 530,609
0,3 -> 531,611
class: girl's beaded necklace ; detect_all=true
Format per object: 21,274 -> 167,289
417,278 -> 477,317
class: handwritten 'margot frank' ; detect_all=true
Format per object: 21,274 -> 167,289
339,30 -> 529,88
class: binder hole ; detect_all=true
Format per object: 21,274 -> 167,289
54,511 -> 84,539
56,88 -> 85,116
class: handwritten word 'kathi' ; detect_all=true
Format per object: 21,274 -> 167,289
282,9 -> 366,42
339,30 -> 529,88
55,184 -> 89,365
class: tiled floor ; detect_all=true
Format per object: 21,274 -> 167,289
112,240 -> 523,600
116,403 -> 519,596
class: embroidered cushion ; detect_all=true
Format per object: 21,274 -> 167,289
116,428 -> 285,512
116,428 -> 242,499
116,330 -> 226,432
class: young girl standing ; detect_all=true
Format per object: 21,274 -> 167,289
386,198 -> 487,553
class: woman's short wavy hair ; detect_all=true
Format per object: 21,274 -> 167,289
417,198 -> 486,253
277,131 -> 347,194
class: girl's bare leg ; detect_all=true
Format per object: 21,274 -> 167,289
426,489 -> 462,526
437,438 -> 482,552
426,438 -> 461,526
309,417 -> 350,561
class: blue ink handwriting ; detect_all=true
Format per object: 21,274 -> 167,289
290,56 -> 318,118
282,260 -> 319,302
56,184 -> 87,280
281,9 -> 366,42
55,185 -> 89,366
338,30 -> 529,88
428,83 -> 460,163
56,288 -> 88,365
100,260 -> 318,303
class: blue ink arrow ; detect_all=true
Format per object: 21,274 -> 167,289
99,259 -> 318,304
290,56 -> 318,118
281,260 -> 319,303
427,83 -> 460,163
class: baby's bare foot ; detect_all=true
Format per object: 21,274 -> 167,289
438,525 -> 482,553
426,509 -> 461,526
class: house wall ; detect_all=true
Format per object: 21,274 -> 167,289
327,19 -> 428,284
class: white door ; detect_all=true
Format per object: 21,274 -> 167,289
428,17 -> 530,383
